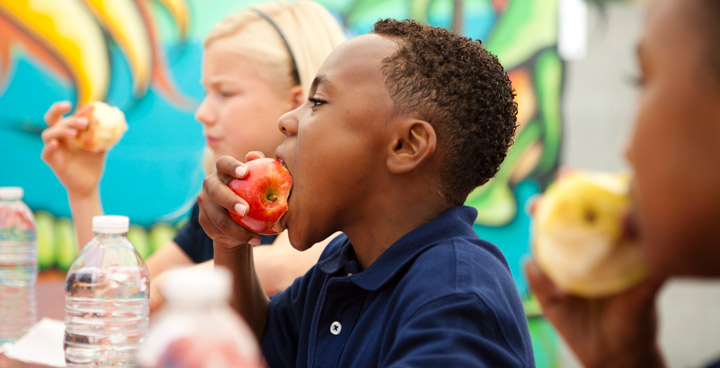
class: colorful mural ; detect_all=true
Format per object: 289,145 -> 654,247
0,1 -> 563,364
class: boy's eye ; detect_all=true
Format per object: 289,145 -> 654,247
309,97 -> 325,108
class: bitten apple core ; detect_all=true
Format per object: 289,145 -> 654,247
533,171 -> 648,297
68,101 -> 128,152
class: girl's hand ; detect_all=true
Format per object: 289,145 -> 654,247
40,101 -> 106,198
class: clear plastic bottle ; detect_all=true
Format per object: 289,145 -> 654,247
64,215 -> 150,367
137,267 -> 262,368
0,187 -> 37,346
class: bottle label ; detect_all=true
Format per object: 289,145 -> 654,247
0,228 -> 36,242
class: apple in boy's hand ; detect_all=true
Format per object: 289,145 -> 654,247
533,171 -> 648,298
227,158 -> 292,235
67,101 -> 128,152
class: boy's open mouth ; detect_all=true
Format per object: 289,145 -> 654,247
277,158 -> 293,230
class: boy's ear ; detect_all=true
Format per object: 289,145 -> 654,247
289,85 -> 304,109
386,119 -> 437,174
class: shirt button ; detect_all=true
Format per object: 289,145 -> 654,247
330,321 -> 342,335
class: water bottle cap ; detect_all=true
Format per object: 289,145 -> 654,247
161,266 -> 232,305
92,215 -> 130,233
0,187 -> 23,200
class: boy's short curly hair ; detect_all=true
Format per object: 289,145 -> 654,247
372,19 -> 517,206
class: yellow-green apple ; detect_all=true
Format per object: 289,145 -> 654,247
533,171 -> 647,297
227,158 -> 292,235
68,101 -> 128,152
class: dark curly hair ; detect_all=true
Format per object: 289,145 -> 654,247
372,19 -> 517,206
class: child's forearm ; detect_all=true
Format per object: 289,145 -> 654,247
214,242 -> 271,340
67,188 -> 103,250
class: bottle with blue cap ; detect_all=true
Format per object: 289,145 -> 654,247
0,187 -> 37,346
64,215 -> 150,367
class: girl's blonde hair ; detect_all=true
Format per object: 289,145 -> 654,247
201,1 -> 345,173
205,0 -> 346,97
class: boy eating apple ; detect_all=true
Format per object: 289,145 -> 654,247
197,19 -> 535,367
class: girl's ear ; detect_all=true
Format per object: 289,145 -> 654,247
290,85 -> 304,109
386,119 -> 437,174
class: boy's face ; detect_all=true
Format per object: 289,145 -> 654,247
275,34 -> 399,250
627,0 -> 720,277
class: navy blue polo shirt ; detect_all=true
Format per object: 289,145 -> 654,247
261,206 -> 534,367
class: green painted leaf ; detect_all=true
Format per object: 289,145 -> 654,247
485,0 -> 558,70
56,218 -> 78,272
127,224 -> 151,259
35,211 -> 56,270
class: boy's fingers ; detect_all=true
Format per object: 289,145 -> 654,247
216,155 -> 248,180
197,190 -> 253,244
44,101 -> 72,126
245,151 -> 264,162
525,258 -> 567,307
203,171 -> 249,216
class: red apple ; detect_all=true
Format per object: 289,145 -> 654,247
227,158 -> 292,235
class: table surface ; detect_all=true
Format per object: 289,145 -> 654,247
0,272 -> 66,368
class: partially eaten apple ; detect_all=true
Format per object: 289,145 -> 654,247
68,101 -> 128,152
533,171 -> 647,298
227,158 -> 292,235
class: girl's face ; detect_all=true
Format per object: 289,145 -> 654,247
196,40 -> 300,161
626,0 -> 720,277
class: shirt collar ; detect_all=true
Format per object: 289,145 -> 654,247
317,206 -> 479,291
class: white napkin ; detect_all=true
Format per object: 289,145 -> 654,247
4,318 -> 65,367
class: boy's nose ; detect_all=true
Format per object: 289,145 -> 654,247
277,109 -> 298,136
195,97 -> 216,126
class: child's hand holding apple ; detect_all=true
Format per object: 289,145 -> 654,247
41,101 -> 125,197
197,153 -> 292,248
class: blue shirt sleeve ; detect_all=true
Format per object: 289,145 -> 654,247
172,202 -> 212,263
382,293 -> 531,367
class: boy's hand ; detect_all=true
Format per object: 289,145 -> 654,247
41,101 -> 105,198
526,173 -> 665,368
525,259 -> 665,367
197,155 -> 262,249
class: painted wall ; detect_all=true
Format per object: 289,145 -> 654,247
0,0 -> 562,287
0,1 -> 563,364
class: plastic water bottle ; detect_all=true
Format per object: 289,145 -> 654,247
64,215 -> 150,367
137,267 -> 262,368
0,187 -> 37,346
